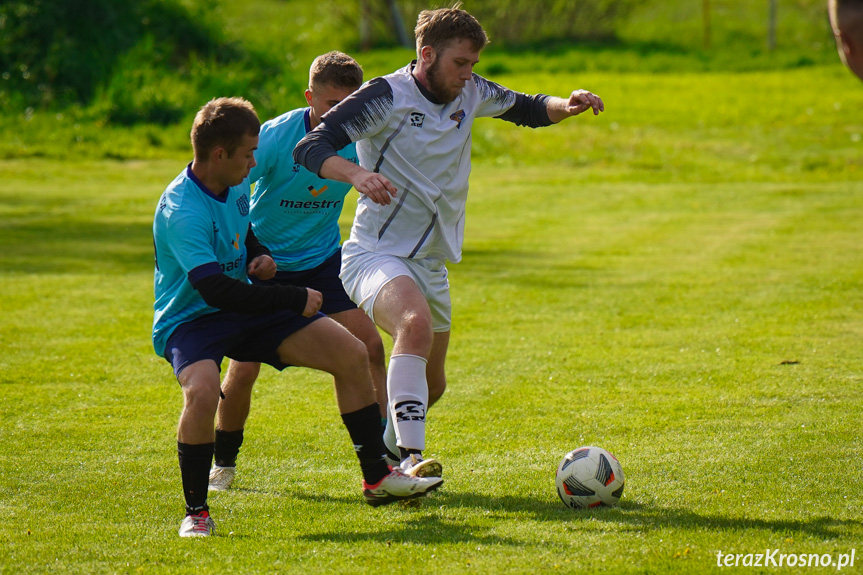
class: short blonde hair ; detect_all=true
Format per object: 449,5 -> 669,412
190,97 -> 260,160
414,4 -> 488,56
309,51 -> 363,92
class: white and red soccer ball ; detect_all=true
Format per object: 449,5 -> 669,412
555,446 -> 625,509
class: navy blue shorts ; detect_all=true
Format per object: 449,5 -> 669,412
253,249 -> 358,315
163,309 -> 323,376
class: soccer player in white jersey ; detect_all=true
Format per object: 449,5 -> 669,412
152,97 -> 442,537
293,6 -> 604,480
207,53 -> 391,491
830,0 -> 863,81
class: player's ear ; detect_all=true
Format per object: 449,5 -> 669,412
211,145 -> 226,163
304,89 -> 313,107
420,45 -> 435,65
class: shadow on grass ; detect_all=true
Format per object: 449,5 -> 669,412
287,490 -> 859,545
2,219 -> 153,274
458,247 -> 601,290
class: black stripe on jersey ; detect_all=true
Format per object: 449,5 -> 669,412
409,212 -> 438,258
474,74 -> 516,109
338,77 -> 395,143
373,111 -> 411,173
378,183 -> 410,240
293,78 -> 394,175
496,92 -> 552,128
474,73 -> 552,128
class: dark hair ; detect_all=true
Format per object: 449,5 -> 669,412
414,4 -> 488,55
309,51 -> 363,92
190,97 -> 260,159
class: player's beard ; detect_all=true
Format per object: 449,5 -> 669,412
425,59 -> 460,104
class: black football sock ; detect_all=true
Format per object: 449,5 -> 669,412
214,428 -> 244,467
341,403 -> 390,485
177,441 -> 214,514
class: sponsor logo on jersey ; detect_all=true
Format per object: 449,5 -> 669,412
410,112 -> 425,127
450,109 -> 466,129
220,255 -> 244,273
307,184 -> 328,197
231,233 -> 240,250
236,194 -> 249,216
279,198 -> 342,210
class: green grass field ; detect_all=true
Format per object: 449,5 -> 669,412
2,9 -> 863,573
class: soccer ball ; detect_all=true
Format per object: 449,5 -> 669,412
555,446 -> 625,509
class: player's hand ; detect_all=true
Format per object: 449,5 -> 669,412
248,255 -> 276,280
566,90 -> 604,116
353,170 -> 397,206
302,288 -> 323,317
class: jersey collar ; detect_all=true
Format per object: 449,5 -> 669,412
186,163 -> 228,203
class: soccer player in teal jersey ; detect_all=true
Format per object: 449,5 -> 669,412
208,53 -> 393,492
153,97 -> 441,537
830,0 -> 863,81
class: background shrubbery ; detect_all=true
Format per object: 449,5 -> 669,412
0,0 -> 841,159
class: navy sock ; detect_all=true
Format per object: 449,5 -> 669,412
341,403 -> 390,485
177,441 -> 214,514
214,429 -> 244,467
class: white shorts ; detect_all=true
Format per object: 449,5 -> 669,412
340,239 -> 452,332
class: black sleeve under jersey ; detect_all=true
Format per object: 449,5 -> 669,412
293,77 -> 394,176
193,273 -> 308,315
244,224 -> 271,261
496,92 -> 553,128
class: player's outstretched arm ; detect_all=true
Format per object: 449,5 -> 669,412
546,90 -> 604,123
319,155 -> 397,206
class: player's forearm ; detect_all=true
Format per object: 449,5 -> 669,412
193,272 -> 308,315
319,155 -> 366,187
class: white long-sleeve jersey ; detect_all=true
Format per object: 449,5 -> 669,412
294,61 -> 553,263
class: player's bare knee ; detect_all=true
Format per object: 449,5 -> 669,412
363,333 -> 386,368
182,381 -> 220,417
333,333 -> 370,377
225,361 -> 259,390
394,311 -> 434,352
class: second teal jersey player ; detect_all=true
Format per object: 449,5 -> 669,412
209,52 -> 395,492
249,107 -> 358,272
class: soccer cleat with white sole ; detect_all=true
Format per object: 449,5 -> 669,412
208,465 -> 235,491
363,467 -> 443,507
401,454 -> 443,479
179,511 -> 215,537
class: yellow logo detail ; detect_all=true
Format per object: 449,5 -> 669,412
308,185 -> 328,197
232,233 -> 240,250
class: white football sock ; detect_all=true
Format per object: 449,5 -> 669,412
382,416 -> 398,458
387,353 -> 429,452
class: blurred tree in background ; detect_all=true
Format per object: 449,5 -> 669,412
0,0 -> 254,122
0,0 -> 837,126
343,0 -> 635,49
